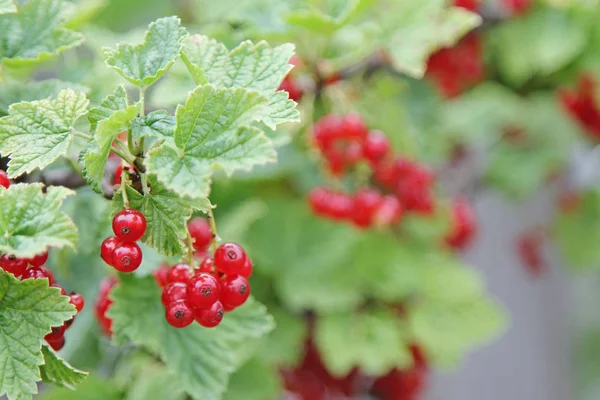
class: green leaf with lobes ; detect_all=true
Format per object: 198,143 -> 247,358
0,270 -> 77,400
181,35 -> 299,129
40,345 -> 88,390
0,0 -> 84,67
108,274 -> 274,400
0,0 -> 15,14
131,110 -> 176,142
145,84 -> 276,199
103,16 -> 188,87
0,183 -> 77,258
0,89 -> 88,178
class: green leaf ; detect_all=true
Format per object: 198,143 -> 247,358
125,363 -> 184,400
0,183 -> 77,258
285,0 -> 371,34
108,274 -> 274,400
181,35 -> 299,129
383,1 -> 480,77
112,175 -> 195,256
131,110 -> 175,142
103,16 -> 188,87
40,375 -> 123,400
257,308 -> 307,367
315,309 -> 412,377
145,84 -> 276,199
0,80 -> 89,117
0,0 -> 15,14
223,358 -> 281,400
0,89 -> 88,178
39,345 -> 88,390
0,270 -> 76,400
0,0 -> 84,67
82,86 -> 139,193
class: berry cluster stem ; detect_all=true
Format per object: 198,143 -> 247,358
207,207 -> 219,252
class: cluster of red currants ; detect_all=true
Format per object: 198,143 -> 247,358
559,74 -> 600,142
0,250 -> 85,351
154,218 -> 252,328
100,209 -> 146,273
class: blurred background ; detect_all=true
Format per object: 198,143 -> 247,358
7,0 -> 600,399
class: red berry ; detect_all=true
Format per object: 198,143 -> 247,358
114,164 -> 123,185
223,302 -> 237,312
52,284 -> 67,296
167,263 -> 192,284
95,276 -> 117,336
0,255 -> 27,277
165,300 -> 195,328
112,209 -> 147,241
100,236 -> 120,266
45,325 -> 65,342
313,115 -> 343,149
26,251 -> 48,267
0,171 -> 10,189
220,275 -> 250,308
327,192 -> 353,220
351,188 -> 383,228
153,264 -> 169,287
340,113 -> 368,141
161,282 -> 187,307
65,317 -> 75,329
362,130 -> 390,163
214,243 -> 247,275
308,187 -> 331,216
373,195 -> 403,226
21,267 -> 49,281
46,336 -> 65,352
197,257 -> 214,274
195,301 -> 225,328
111,242 -> 142,273
445,196 -> 477,249
41,267 -> 56,286
186,273 -> 220,308
188,218 -> 212,252
239,257 -> 253,278
279,76 -> 304,102
69,292 -> 85,313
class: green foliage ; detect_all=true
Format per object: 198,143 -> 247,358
41,376 -> 123,400
0,270 -> 76,400
0,90 -> 88,178
39,345 -> 88,390
130,110 -> 175,142
0,80 -> 89,117
0,0 -> 15,15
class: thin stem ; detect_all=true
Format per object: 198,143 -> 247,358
185,230 -> 195,267
72,128 -> 92,140
113,141 -> 137,165
207,207 -> 219,252
139,171 -> 150,195
127,128 -> 137,155
120,169 -> 130,208
139,87 -> 146,117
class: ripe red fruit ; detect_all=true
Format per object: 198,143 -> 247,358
41,267 -> 56,285
214,243 -> 247,275
197,257 -> 214,274
279,76 -> 304,102
161,282 -> 188,307
52,284 -> 67,296
69,292 -> 85,313
341,113 -> 368,141
167,263 -> 192,284
454,0 -> 478,11
222,302 -> 237,312
26,251 -> 48,267
188,218 -> 212,252
351,188 -> 383,228
153,264 -> 169,287
95,276 -> 117,336
220,275 -> 250,309
111,242 -> 142,273
165,300 -> 195,328
445,196 -> 477,249
100,236 -> 120,266
195,301 -> 225,328
308,187 -> 330,216
45,325 -> 66,342
114,164 -> 123,185
239,257 -> 253,278
373,195 -> 403,226
46,336 -> 66,352
112,209 -> 147,241
186,273 -> 220,308
21,267 -> 50,281
0,170 -> 10,189
328,192 -> 353,220
0,255 -> 27,277
362,130 -> 390,163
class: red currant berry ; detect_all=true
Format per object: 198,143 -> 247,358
112,209 -> 147,241
279,76 -> 304,102
195,301 -> 225,328
114,164 -> 123,185
100,236 -> 120,266
165,300 -> 195,328
0,255 -> 27,277
188,218 -> 212,252
45,325 -> 65,342
341,113 -> 368,141
445,196 -> 477,249
220,275 -> 250,308
344,141 -> 363,164
26,251 -> 48,267
351,188 -> 383,228
373,195 -> 403,226
223,302 -> 237,312
111,242 -> 142,273
21,267 -> 49,281
362,130 -> 390,163
153,264 -> 170,287
95,276 -> 117,336
161,282 -> 187,307
167,263 -> 192,284
69,292 -> 85,313
239,257 -> 253,279
328,192 -> 353,220
197,257 -> 214,274
41,267 -> 56,286
46,336 -> 66,352
0,170 -> 10,189
186,273 -> 220,308
308,187 -> 331,216
214,243 -> 247,275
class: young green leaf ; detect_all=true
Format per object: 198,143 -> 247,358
108,274 -> 274,400
0,270 -> 76,400
0,184 -> 77,258
131,110 -> 175,142
145,84 -> 276,199
0,89 -> 88,178
40,345 -> 88,390
103,16 -> 188,87
0,0 -> 15,14
181,36 -> 299,129
0,80 -> 89,116
0,0 -> 84,67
